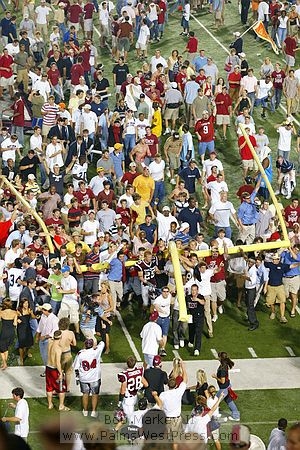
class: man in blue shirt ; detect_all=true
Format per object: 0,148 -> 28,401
173,222 -> 191,246
281,245 -> 300,318
139,215 -> 157,245
108,251 -> 125,312
0,12 -> 11,46
264,253 -> 299,323
237,188 -> 259,244
178,197 -> 203,237
178,160 -> 201,194
192,50 -> 208,72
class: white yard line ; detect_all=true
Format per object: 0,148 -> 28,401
295,305 -> 300,315
190,14 -> 230,55
115,311 -> 142,362
173,350 -> 180,359
248,347 -> 258,358
210,348 -> 219,358
285,346 -> 296,357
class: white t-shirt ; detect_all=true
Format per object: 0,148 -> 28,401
277,126 -> 292,152
203,158 -> 223,179
89,175 -> 108,196
240,75 -> 258,94
159,381 -> 186,418
5,248 -> 23,266
154,293 -> 171,317
15,398 -> 29,438
149,160 -> 165,181
135,118 -> 150,139
209,200 -> 236,227
118,193 -> 134,207
33,80 -> 51,101
82,220 -> 100,245
61,274 -> 78,302
207,180 -> 228,204
138,24 -> 150,45
35,5 -> 51,24
30,134 -> 43,152
207,395 -> 220,418
216,236 -> 234,248
81,111 -> 98,134
150,55 -> 168,73
1,137 -> 22,162
185,413 -> 210,442
46,143 -> 64,170
257,80 -> 273,99
73,341 -> 105,383
72,162 -> 88,190
156,210 -> 178,241
140,321 -> 162,355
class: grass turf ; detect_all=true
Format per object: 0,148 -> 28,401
1,389 -> 299,449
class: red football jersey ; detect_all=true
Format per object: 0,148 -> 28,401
118,367 -> 144,397
195,116 -> 215,142
205,255 -> 226,282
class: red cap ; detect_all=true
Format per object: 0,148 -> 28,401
153,355 -> 162,367
93,241 -> 101,247
150,310 -> 159,321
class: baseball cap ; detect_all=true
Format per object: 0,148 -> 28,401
140,93 -> 145,98
72,231 -> 80,236
88,210 -> 95,214
150,310 -> 159,321
230,424 -> 251,447
93,241 -> 101,247
114,143 -> 124,150
162,206 -> 170,212
272,253 -> 280,260
171,82 -> 177,88
22,257 -> 32,264
41,303 -> 52,311
58,102 -> 66,108
83,104 -> 91,109
97,166 -> 105,172
28,174 -> 36,180
98,232 -> 105,237
242,192 -> 251,199
115,214 -> 122,219
239,52 -> 246,57
233,31 -> 241,37
129,162 -> 136,167
173,132 -> 180,139
61,265 -> 70,273
153,355 -> 162,367
150,81 -> 156,86
180,222 -> 190,231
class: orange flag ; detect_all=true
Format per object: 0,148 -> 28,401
253,21 -> 279,55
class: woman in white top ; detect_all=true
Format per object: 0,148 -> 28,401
277,10 -> 289,46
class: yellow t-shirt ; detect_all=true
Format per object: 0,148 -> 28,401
130,200 -> 149,225
151,109 -> 162,138
133,175 -> 155,203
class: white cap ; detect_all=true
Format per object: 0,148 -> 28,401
83,104 -> 91,109
162,206 -> 170,212
28,174 -> 36,180
180,222 -> 190,231
171,82 -> 177,88
233,31 -> 241,37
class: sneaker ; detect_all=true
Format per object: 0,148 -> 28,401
228,416 -> 240,421
218,305 -> 224,314
270,312 -> 276,320
163,128 -> 171,135
171,129 -> 175,133
82,410 -> 88,417
274,190 -> 280,195
170,178 -> 176,185
160,349 -> 167,356
194,349 -> 200,356
212,314 -> 218,322
91,411 -> 98,418
174,344 -> 179,350
179,339 -> 185,348
280,316 -> 288,323
166,169 -> 171,178
286,194 -> 291,200
208,332 -> 214,338
187,342 -> 194,348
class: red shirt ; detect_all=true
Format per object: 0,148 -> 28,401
74,188 -> 95,213
215,93 -> 232,115
284,205 -> 300,228
238,135 -> 257,160
48,68 -> 60,86
144,134 -> 158,157
194,116 -> 215,142
97,190 -> 116,209
45,217 -> 64,230
79,48 -> 91,72
12,98 -> 25,127
195,74 -> 206,86
228,71 -> 241,89
84,2 -> 94,19
116,206 -> 131,226
69,4 -> 83,23
284,36 -> 297,57
0,54 -> 13,78
118,22 -> 132,38
271,70 -> 285,89
186,37 -> 198,53
205,255 -> 226,282
0,219 -> 12,247
175,71 -> 187,92
71,63 -> 84,85
121,171 -> 139,185
158,0 -> 166,24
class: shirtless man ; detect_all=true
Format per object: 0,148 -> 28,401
168,180 -> 190,202
58,318 -> 76,392
46,330 -> 70,411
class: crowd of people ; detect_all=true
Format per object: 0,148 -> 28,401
0,0 -> 299,447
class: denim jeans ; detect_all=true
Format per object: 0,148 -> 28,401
150,20 -> 159,40
84,278 -> 99,294
172,309 -> 187,345
152,180 -> 165,206
39,338 -> 49,366
123,134 -> 136,163
247,92 -> 256,115
50,299 -> 61,315
216,386 -> 240,419
277,27 -> 287,46
29,318 -> 38,337
11,125 -> 24,147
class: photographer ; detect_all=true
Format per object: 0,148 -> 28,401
80,292 -> 112,341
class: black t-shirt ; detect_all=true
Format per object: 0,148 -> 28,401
112,64 -> 129,86
144,367 -> 168,403
217,365 -> 230,389
19,155 -> 40,182
196,381 -> 208,396
95,77 -> 110,92
49,169 -> 66,196
185,294 -> 205,317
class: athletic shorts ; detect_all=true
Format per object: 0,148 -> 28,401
84,18 -> 93,32
211,280 -> 226,302
46,366 -> 66,393
216,114 -> 230,125
118,37 -> 130,52
80,379 -> 101,395
286,55 -> 295,67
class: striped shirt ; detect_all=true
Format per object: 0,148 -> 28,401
83,251 -> 100,280
41,102 -> 59,126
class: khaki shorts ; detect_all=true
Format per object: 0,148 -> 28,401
42,124 -> 52,137
286,54 -> 295,67
266,285 -> 286,305
135,42 -> 147,51
84,18 -> 93,32
242,159 -> 254,170
234,273 -> 245,289
100,24 -> 109,37
216,114 -> 230,125
69,21 -> 80,32
283,276 -> 300,296
164,107 -> 179,121
112,35 -> 118,48
58,300 -> 79,324
0,75 -> 14,87
211,280 -> 226,302
168,152 -> 180,170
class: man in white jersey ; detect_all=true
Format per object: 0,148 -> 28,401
73,338 -> 105,418
7,258 -> 23,309
57,265 -> 80,339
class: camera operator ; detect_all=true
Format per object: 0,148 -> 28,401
80,292 -> 112,341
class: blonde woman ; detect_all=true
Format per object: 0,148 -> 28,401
260,57 -> 274,79
188,368 -> 209,397
168,357 -> 184,387
96,282 -> 114,354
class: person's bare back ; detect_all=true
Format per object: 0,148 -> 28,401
60,329 -> 76,353
47,340 -> 62,371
